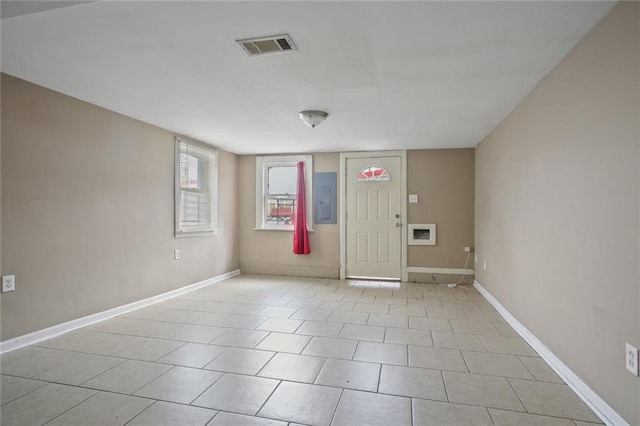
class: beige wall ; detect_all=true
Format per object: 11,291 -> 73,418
407,149 -> 474,283
475,3 -> 639,424
239,150 -> 474,281
238,153 -> 341,278
1,74 -> 239,341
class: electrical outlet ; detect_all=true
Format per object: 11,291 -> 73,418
626,343 -> 639,375
464,246 -> 471,253
2,275 -> 16,292
174,249 -> 181,260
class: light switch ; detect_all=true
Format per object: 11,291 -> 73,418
409,194 -> 418,203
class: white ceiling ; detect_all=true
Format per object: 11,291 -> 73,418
1,1 -> 615,155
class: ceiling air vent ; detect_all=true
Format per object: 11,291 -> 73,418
236,34 -> 297,57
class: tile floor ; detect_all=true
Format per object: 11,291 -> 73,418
0,275 -> 603,425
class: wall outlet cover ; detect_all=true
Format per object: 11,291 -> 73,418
174,249 -> 181,260
408,194 -> 418,203
626,343 -> 639,375
2,275 -> 16,292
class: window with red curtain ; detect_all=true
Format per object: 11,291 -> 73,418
255,155 -> 313,233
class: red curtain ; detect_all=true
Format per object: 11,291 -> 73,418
293,161 -> 311,254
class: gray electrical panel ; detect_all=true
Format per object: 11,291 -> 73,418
314,172 -> 337,224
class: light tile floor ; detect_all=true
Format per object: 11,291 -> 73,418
0,275 -> 603,425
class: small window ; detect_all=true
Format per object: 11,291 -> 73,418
256,155 -> 313,230
175,137 -> 218,236
357,166 -> 391,182
266,165 -> 297,226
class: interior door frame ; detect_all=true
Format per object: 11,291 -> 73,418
339,151 -> 408,282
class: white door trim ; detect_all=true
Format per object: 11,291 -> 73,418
340,151 -> 407,282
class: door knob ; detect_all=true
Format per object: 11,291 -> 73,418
395,222 -> 402,227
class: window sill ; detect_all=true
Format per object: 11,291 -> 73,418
175,229 -> 219,238
253,227 -> 314,232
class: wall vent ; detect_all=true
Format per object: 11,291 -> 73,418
236,34 -> 297,57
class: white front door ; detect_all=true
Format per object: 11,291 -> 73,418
345,156 -> 402,279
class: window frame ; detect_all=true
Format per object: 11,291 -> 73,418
255,154 -> 313,231
174,136 -> 219,237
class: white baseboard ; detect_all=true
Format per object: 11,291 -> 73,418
473,280 -> 628,426
407,266 -> 474,275
0,269 -> 240,355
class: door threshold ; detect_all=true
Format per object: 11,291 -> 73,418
346,276 -> 401,282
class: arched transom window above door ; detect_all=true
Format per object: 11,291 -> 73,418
356,166 -> 391,182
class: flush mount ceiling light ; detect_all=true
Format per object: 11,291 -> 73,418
299,110 -> 329,128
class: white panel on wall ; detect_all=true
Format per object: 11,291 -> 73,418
408,224 -> 436,246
